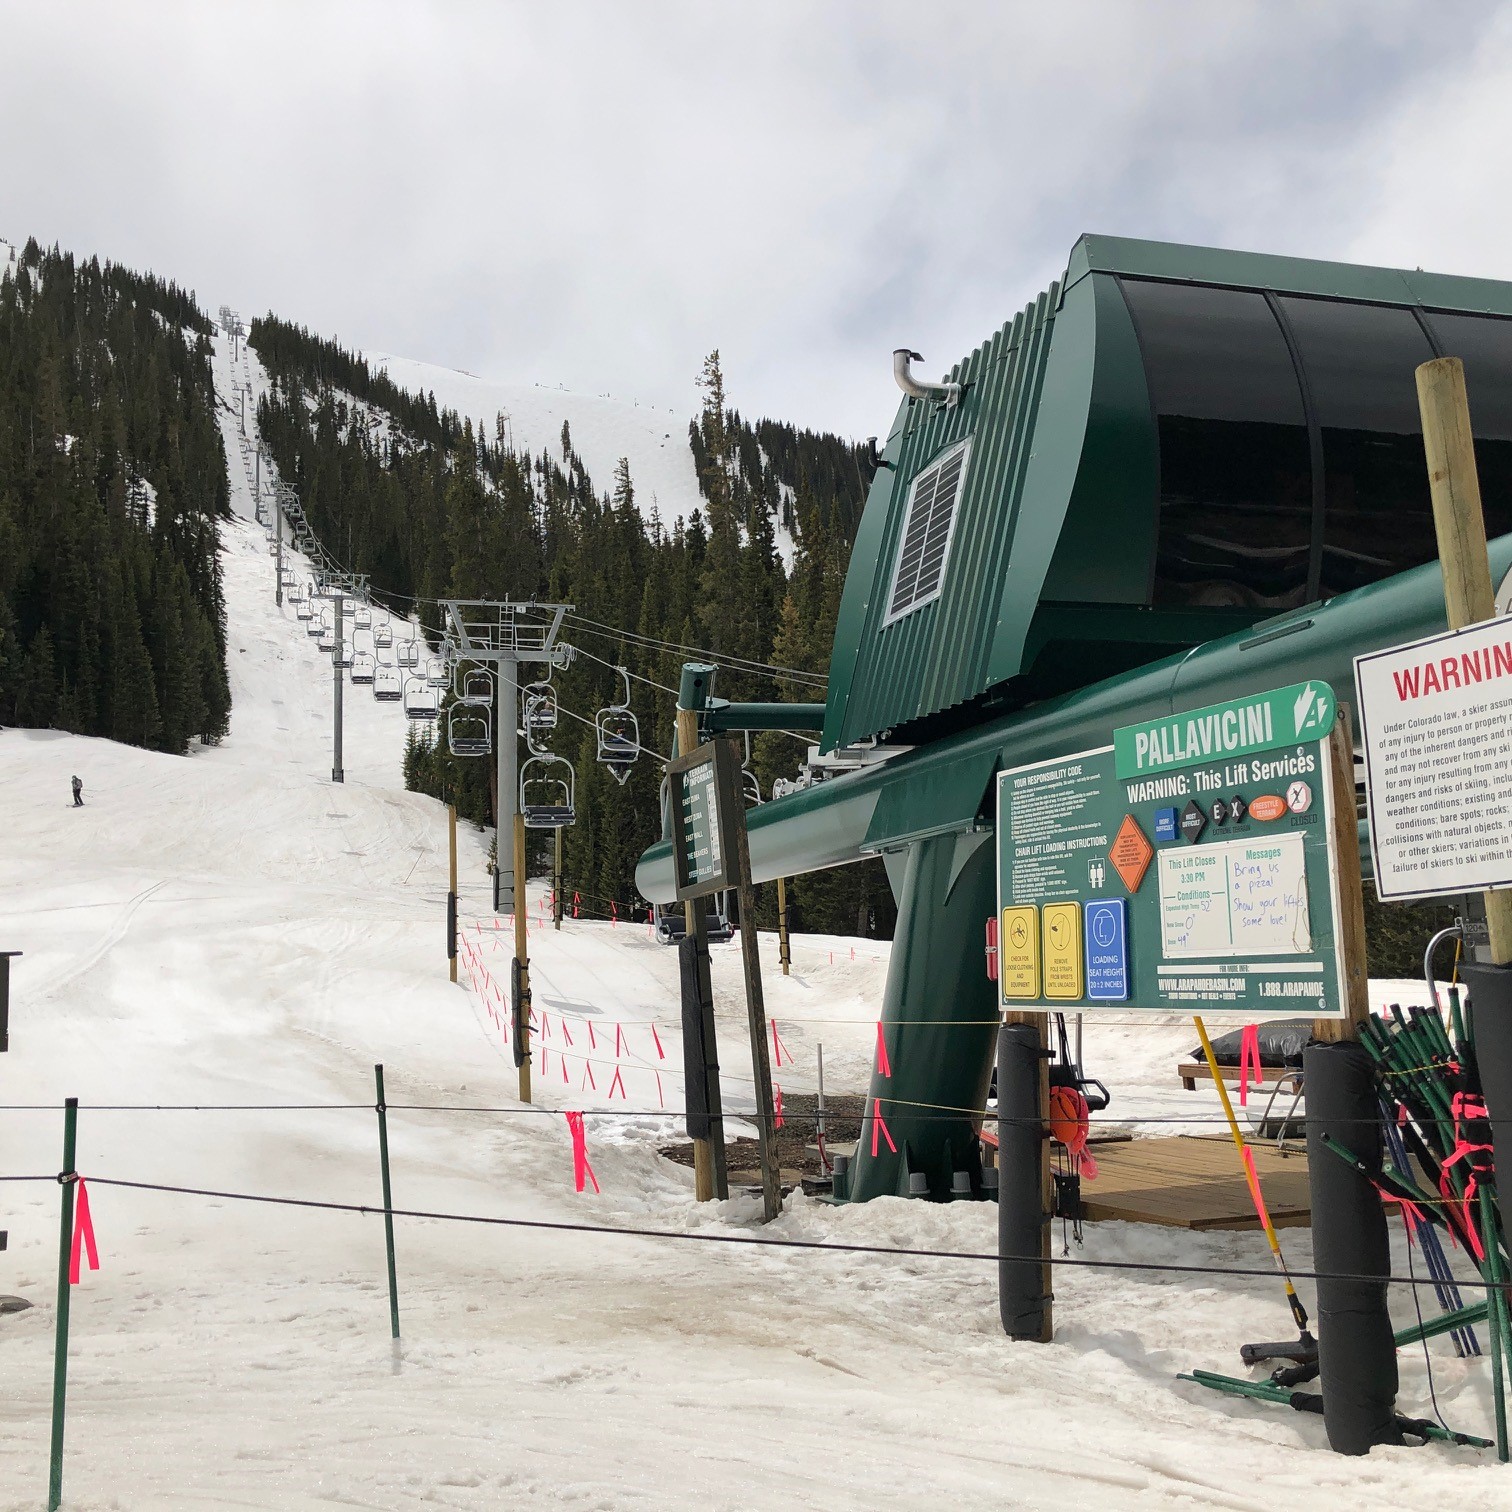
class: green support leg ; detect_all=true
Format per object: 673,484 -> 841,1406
847,832 -> 998,1203
49,1097 -> 78,1512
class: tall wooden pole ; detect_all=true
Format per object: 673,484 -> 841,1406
1313,711 -> 1372,1044
729,761 -> 782,1222
515,812 -> 531,1103
677,703 -> 725,1201
447,804 -> 458,985
776,876 -> 791,977
1417,355 -> 1512,963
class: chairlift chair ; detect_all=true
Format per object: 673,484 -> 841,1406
373,665 -> 403,702
403,678 -> 439,720
317,625 -> 336,653
524,680 -> 558,740
309,610 -> 328,639
354,604 -> 372,630
425,657 -> 450,689
520,754 -> 576,827
458,667 -> 494,707
397,639 -> 420,669
334,641 -> 354,669
447,704 -> 492,758
296,598 -> 314,622
595,667 -> 639,785
350,652 -> 376,684
374,622 -> 393,648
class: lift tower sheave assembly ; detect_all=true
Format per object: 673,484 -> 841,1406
439,600 -> 572,916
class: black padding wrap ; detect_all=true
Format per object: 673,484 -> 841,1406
680,934 -> 712,1139
998,1023 -> 1048,1341
510,958 -> 525,1070
446,892 -> 458,960
1304,1041 -> 1401,1455
1460,961 -> 1512,1184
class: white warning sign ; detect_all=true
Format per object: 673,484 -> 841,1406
1355,616 -> 1512,900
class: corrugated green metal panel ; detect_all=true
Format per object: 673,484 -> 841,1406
1067,233 -> 1512,318
826,285 -> 1061,749
861,746 -> 999,851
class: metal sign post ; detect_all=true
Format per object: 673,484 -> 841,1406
332,595 -> 344,784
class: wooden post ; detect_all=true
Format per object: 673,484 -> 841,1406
676,705 -> 725,1202
776,876 -> 791,977
1001,1008 -> 1051,1341
726,743 -> 782,1222
553,827 -> 563,931
1313,712 -> 1372,1044
448,804 -> 458,984
514,813 -> 531,1103
1417,355 -> 1512,964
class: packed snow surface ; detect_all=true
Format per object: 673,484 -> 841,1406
0,333 -> 1508,1510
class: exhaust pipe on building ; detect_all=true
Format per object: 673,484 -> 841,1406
893,349 -> 962,408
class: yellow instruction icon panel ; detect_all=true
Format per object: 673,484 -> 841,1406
1000,905 -> 1040,1000
1042,902 -> 1083,999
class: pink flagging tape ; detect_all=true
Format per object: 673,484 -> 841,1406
774,1085 -> 784,1129
615,1023 -> 624,1057
582,1060 -> 597,1092
539,1047 -> 549,1076
875,1021 -> 892,1078
870,1099 -> 896,1157
1239,1145 -> 1273,1232
587,1021 -> 597,1050
540,1013 -> 551,1040
650,1024 -> 665,1061
560,1020 -> 574,1047
69,1177 -> 100,1285
771,1020 -> 790,1068
560,1051 -> 569,1084
1239,1024 -> 1261,1107
655,1071 -> 664,1109
608,1066 -> 627,1101
611,900 -> 618,928
565,1111 -> 599,1195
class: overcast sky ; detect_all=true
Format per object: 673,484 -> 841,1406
4,2 -> 1512,439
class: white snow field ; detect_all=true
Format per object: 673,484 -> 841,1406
0,336 -> 1507,1510
369,350 -> 704,525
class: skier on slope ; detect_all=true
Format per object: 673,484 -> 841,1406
71,775 -> 83,808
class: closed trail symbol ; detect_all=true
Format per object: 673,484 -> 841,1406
1286,780 -> 1312,814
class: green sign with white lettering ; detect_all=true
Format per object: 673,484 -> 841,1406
1113,680 -> 1335,780
996,682 -> 1346,1018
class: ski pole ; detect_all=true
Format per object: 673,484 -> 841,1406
1193,1016 -> 1311,1338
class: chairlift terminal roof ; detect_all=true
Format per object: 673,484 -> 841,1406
822,233 -> 1512,751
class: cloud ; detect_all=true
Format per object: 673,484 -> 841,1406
0,1 -> 1505,438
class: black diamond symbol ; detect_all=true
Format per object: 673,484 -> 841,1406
1180,800 -> 1207,843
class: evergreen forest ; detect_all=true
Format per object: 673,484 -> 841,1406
249,318 -> 895,936
0,239 -> 231,753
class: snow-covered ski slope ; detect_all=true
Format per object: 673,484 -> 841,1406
370,349 -> 704,524
0,335 -> 1506,1509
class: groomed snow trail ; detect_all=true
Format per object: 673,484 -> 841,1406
0,329 -> 1506,1509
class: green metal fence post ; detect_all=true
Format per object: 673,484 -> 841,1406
1481,1185 -> 1509,1462
374,1065 -> 400,1339
48,1096 -> 78,1512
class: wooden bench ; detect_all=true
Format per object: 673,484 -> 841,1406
1178,1061 -> 1303,1094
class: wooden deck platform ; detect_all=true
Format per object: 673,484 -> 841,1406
1080,1135 -> 1310,1231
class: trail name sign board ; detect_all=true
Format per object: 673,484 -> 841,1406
668,740 -> 740,901
1356,617 -> 1512,901
995,681 -> 1348,1018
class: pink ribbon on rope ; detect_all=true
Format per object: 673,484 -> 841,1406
69,1177 -> 100,1285
565,1112 -> 599,1194
1238,1024 -> 1261,1107
870,1098 -> 896,1157
875,1021 -> 891,1078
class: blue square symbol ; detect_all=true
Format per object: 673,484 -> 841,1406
1154,806 -> 1178,843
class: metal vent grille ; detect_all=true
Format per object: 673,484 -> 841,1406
885,440 -> 970,622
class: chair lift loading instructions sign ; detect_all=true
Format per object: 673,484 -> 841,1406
994,681 -> 1347,1017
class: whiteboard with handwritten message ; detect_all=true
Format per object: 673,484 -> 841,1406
1158,832 -> 1310,958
